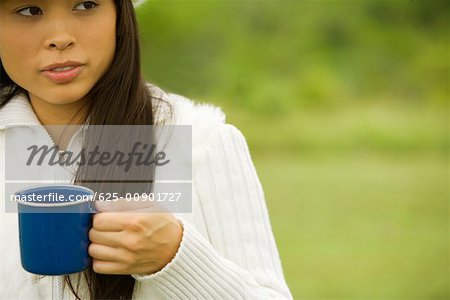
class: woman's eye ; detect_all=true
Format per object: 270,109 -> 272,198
74,1 -> 99,11
17,7 -> 42,17
16,2 -> 98,17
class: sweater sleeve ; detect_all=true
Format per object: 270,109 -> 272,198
132,124 -> 293,300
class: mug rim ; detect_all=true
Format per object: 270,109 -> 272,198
14,184 -> 94,208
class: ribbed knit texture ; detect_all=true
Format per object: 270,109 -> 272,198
132,124 -> 293,299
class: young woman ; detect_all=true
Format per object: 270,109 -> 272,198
0,0 -> 293,299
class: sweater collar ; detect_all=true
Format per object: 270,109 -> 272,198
0,91 -> 42,129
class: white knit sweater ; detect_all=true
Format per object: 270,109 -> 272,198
0,84 -> 293,299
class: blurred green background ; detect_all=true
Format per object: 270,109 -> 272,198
136,1 -> 449,299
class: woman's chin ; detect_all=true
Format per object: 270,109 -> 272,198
30,91 -> 88,106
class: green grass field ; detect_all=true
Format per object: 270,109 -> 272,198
247,103 -> 448,299
258,152 -> 448,299
137,1 -> 449,298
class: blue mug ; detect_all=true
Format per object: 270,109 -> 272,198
15,185 -> 96,275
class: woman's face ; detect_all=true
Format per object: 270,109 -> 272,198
0,0 -> 117,105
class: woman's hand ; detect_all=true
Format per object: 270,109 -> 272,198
88,198 -> 183,275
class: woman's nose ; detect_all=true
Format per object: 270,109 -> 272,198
48,40 -> 74,50
44,18 -> 76,50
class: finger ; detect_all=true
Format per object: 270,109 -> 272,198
89,228 -> 124,248
92,259 -> 155,275
92,208 -> 168,232
92,210 -> 167,232
95,197 -> 161,212
92,212 -> 128,231
89,243 -> 128,263
92,259 -> 128,275
115,205 -> 170,214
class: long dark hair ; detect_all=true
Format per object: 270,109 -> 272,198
0,0 -> 171,299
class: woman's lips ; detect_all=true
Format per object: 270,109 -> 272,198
41,65 -> 84,84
